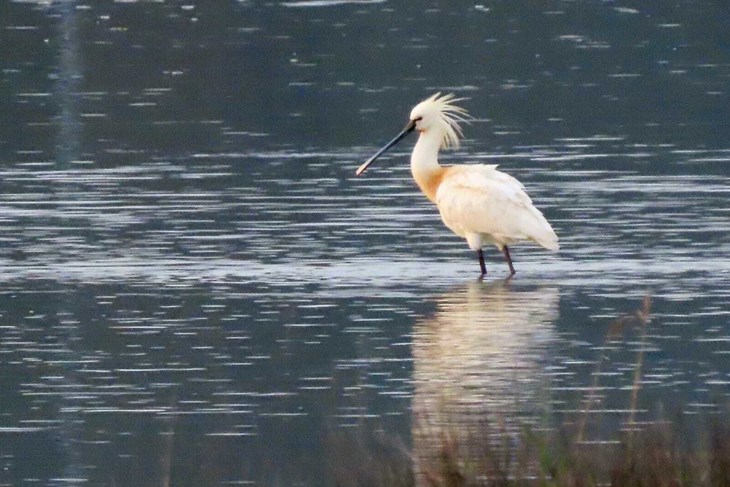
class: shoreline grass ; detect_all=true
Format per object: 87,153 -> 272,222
330,409 -> 730,486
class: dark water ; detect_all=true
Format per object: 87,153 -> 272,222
1,1 -> 729,485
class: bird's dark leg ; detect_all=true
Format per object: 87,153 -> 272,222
477,249 -> 487,275
503,246 -> 516,275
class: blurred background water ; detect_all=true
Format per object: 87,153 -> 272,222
0,0 -> 729,485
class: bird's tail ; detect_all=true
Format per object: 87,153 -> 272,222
534,228 -> 559,251
526,207 -> 559,251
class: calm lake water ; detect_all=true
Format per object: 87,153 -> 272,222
1,1 -> 729,485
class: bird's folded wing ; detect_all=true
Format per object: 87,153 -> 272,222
435,166 -> 558,249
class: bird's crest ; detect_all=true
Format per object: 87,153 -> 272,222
417,92 -> 471,150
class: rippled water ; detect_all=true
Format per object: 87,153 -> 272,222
1,1 -> 729,485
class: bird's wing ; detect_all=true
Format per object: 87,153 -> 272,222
435,165 -> 558,249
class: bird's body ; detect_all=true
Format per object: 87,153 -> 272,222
418,164 -> 559,253
356,93 -> 558,275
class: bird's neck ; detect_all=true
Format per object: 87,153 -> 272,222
411,131 -> 444,203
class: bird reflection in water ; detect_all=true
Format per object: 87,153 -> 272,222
412,280 -> 559,484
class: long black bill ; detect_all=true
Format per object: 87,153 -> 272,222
356,119 -> 416,176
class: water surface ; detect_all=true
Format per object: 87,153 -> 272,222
1,1 -> 729,485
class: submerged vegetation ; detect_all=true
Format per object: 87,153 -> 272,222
331,296 -> 730,486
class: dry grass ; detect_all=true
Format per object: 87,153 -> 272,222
329,414 -> 730,486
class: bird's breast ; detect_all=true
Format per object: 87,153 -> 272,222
412,166 -> 449,203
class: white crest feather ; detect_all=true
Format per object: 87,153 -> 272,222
421,92 -> 471,149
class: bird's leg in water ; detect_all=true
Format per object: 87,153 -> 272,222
503,246 -> 516,275
477,249 -> 487,275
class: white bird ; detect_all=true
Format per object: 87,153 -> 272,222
356,93 -> 558,275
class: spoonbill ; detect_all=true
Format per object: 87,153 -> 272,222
356,93 -> 558,275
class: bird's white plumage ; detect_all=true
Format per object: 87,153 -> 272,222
410,92 -> 470,150
435,164 -> 559,251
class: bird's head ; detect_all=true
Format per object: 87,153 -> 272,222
409,92 -> 469,149
356,92 -> 470,176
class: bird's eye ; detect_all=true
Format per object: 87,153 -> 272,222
414,116 -> 423,122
